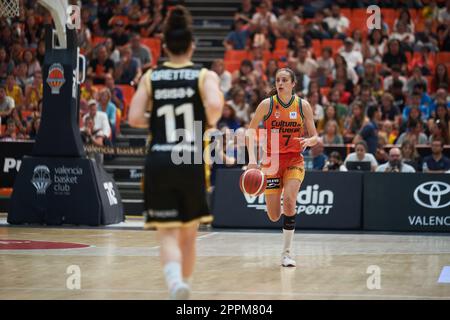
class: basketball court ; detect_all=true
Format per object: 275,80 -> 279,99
1,214 -> 449,300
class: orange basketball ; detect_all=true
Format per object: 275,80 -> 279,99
239,168 -> 267,196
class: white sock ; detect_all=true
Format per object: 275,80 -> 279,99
183,277 -> 192,286
164,262 -> 183,291
282,229 -> 294,255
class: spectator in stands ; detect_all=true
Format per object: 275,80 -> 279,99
380,92 -> 401,123
321,119 -> 344,144
104,37 -> 121,64
251,1 -> 279,31
428,119 -> 450,145
234,0 -> 255,25
333,54 -> 358,85
0,84 -> 15,126
5,74 -> 24,109
390,79 -> 408,112
24,71 -> 43,111
308,91 -> 324,124
105,74 -> 124,112
396,117 -> 429,145
407,68 -> 429,95
323,151 -> 347,171
402,90 -> 430,123
328,88 -> 349,119
0,47 -> 14,82
409,46 -> 434,77
384,65 -> 407,92
354,105 -> 381,155
351,84 -> 378,115
22,49 -> 41,79
81,115 -> 105,147
413,20 -> 438,53
288,24 -> 312,54
432,64 -> 450,92
309,138 -> 327,170
379,120 -> 398,145
227,87 -> 251,124
422,139 -> 450,172
83,99 -> 111,141
130,33 -> 152,72
224,19 -> 250,51
437,1 -> 450,24
376,147 -> 416,172
28,116 -> 40,140
97,88 -> 117,134
381,39 -> 408,76
88,45 -> 115,85
317,104 -> 343,135
339,37 -> 363,75
323,4 -> 349,39
277,5 -> 301,39
316,46 -> 334,86
295,46 -> 318,78
400,140 -> 422,172
436,24 -> 450,52
211,59 -> 232,96
109,19 -> 130,47
232,59 -> 257,89
344,101 -> 367,143
81,76 -> 98,102
362,29 -> 387,64
361,60 -> 383,93
15,62 -> 30,93
265,59 -> 278,87
115,45 -> 142,86
0,118 -> 22,141
430,100 -> 450,131
9,107 -> 28,138
217,104 -> 241,131
393,9 -> 415,34
344,140 -> 378,171
305,9 -> 331,40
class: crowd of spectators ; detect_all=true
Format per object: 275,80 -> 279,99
218,0 -> 450,173
0,0 -> 167,145
0,0 -> 449,172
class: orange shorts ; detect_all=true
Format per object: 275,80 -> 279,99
261,153 -> 305,195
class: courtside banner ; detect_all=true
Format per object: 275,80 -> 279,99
212,169 -> 362,229
364,173 -> 450,232
0,141 -> 34,188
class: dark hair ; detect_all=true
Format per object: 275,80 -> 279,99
267,68 -> 297,97
367,105 -> 379,120
355,140 -> 368,151
163,6 -> 193,55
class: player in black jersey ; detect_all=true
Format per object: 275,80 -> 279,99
128,6 -> 223,299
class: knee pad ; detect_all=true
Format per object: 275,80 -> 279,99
283,214 -> 296,230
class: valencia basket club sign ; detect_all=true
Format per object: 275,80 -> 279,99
8,6 -> 123,226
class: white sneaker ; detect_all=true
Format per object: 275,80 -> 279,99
169,282 -> 191,300
281,255 -> 296,267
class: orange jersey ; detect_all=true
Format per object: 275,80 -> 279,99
263,94 -> 305,155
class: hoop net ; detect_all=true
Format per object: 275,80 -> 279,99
0,0 -> 20,17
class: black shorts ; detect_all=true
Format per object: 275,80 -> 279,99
142,152 -> 211,229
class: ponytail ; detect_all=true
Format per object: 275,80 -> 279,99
163,6 -> 193,55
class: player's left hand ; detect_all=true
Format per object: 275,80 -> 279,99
294,137 -> 312,151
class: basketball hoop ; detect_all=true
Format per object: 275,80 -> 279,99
0,0 -> 20,17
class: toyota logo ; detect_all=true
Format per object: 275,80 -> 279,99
413,181 -> 450,209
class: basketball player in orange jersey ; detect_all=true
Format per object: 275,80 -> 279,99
128,6 -> 223,299
247,68 -> 318,267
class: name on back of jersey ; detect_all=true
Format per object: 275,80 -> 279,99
151,69 -> 201,81
154,87 -> 195,100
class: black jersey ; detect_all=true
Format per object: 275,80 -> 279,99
142,62 -> 212,228
148,62 -> 207,161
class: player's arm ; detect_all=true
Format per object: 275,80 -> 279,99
246,98 -> 270,169
129,71 -> 152,129
296,99 -> 319,149
202,70 -> 224,127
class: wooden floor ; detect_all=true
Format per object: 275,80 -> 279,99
0,220 -> 449,300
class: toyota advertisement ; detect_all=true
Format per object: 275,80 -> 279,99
212,169 -> 362,230
364,173 -> 450,232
